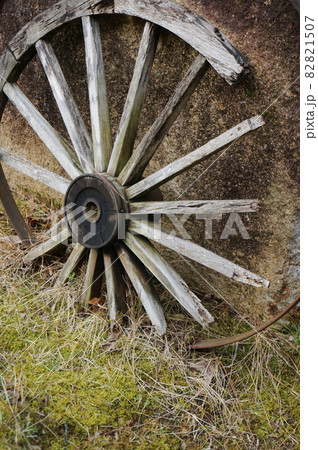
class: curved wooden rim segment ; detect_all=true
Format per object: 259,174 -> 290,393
4,0 -> 247,85
114,0 -> 248,83
190,296 -> 300,350
0,164 -> 31,244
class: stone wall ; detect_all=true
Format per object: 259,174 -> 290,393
0,0 -> 299,318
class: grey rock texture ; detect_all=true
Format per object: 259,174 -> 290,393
0,0 -> 299,318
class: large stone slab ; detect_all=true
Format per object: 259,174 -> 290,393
0,0 -> 299,318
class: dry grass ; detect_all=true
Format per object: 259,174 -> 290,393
0,192 -> 299,449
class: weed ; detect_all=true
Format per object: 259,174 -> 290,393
0,198 -> 299,449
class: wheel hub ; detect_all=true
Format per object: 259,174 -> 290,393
64,174 -> 129,249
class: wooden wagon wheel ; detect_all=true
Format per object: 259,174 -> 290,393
0,0 -> 271,337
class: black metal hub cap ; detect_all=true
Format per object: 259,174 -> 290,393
64,174 -> 128,249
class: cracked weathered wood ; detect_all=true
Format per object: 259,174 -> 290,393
127,116 -> 265,199
81,249 -> 104,306
36,39 -> 94,173
130,199 -> 260,215
82,16 -> 113,172
116,242 -> 167,335
55,242 -> 86,286
114,0 -> 248,83
7,0 -> 114,61
23,226 -> 70,263
103,247 -> 127,326
125,232 -> 214,326
0,147 -> 70,195
0,48 -> 20,93
118,54 -> 209,185
108,22 -> 160,176
129,219 -> 270,288
3,83 -> 82,179
0,47 -> 23,118
7,0 -> 247,85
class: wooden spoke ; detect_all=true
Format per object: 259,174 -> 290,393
23,225 -> 70,264
130,220 -> 270,288
0,235 -> 23,245
3,83 -> 82,179
0,164 -> 31,244
107,22 -> 160,176
116,242 -> 166,335
0,146 -> 70,195
36,39 -> 94,173
118,55 -> 209,185
82,16 -> 112,172
130,199 -> 260,215
124,232 -> 214,327
127,116 -> 265,199
55,242 -> 86,287
103,247 -> 127,325
81,249 -> 104,306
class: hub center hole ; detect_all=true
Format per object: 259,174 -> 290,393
84,199 -> 101,223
